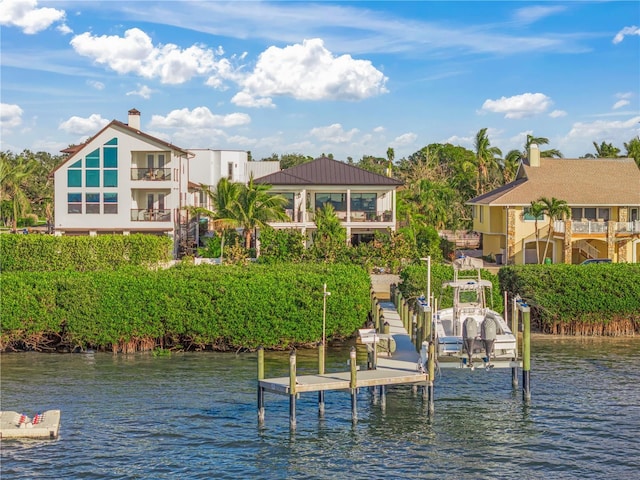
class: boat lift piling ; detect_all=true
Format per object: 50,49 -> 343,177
516,300 -> 532,402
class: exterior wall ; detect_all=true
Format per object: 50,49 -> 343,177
54,125 -> 187,235
189,150 -> 250,186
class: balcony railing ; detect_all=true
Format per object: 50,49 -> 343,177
554,220 -> 640,234
349,211 -> 393,222
131,209 -> 171,222
131,168 -> 172,181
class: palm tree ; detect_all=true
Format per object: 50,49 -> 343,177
624,136 -> 640,168
539,197 -> 571,262
502,149 -> 521,183
235,175 -> 289,251
593,141 -> 621,158
527,200 -> 546,264
386,147 -> 395,177
474,128 -> 502,195
0,153 -> 36,231
311,202 -> 346,262
523,134 -> 563,160
188,178 -> 242,261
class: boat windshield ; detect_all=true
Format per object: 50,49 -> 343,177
459,289 -> 480,304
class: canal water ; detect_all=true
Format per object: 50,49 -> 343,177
1,337 -> 639,479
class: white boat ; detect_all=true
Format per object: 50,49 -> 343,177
0,410 -> 61,440
435,257 -> 517,368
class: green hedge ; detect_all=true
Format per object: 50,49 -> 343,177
0,263 -> 371,351
498,264 -> 640,329
398,262 -> 503,313
0,234 -> 172,272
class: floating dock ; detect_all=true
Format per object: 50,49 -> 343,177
0,410 -> 61,440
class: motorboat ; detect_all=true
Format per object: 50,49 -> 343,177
435,257 -> 517,368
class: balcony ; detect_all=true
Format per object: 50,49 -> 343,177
131,168 -> 172,181
349,211 -> 393,222
131,209 -> 172,222
554,220 -> 640,235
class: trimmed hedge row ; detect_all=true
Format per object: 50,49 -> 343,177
0,263 -> 371,352
498,264 -> 640,332
0,234 -> 172,272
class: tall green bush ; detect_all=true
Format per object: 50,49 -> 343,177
0,234 -> 172,271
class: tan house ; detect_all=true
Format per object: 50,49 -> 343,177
468,145 -> 640,264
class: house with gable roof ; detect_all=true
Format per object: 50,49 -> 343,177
467,144 -> 640,264
53,109 -> 279,256
254,156 -> 403,245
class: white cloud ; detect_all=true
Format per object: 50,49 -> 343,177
1,103 -> 24,128
373,126 -> 385,133
513,6 -> 566,24
234,38 -> 388,107
58,113 -> 109,135
126,85 -> 154,100
444,134 -> 473,148
549,110 -> 567,118
613,100 -> 629,110
309,123 -> 360,144
70,28 -> 234,85
613,25 -> 640,44
392,132 -> 417,146
87,80 -> 105,90
57,23 -> 71,35
231,91 -> 275,108
0,0 -> 65,34
565,116 -> 640,144
481,93 -> 553,119
149,107 -> 251,130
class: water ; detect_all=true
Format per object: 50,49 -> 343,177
1,337 -> 639,479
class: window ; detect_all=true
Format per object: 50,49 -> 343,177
86,169 -> 100,187
85,149 -> 100,168
479,206 -> 484,223
68,193 -> 82,213
86,193 -> 100,214
280,193 -> 294,210
584,208 -> 597,220
227,162 -> 233,180
67,170 -> 82,187
103,147 -> 117,168
571,208 -> 582,221
104,193 -> 118,214
316,193 -> 346,211
597,208 -> 610,221
351,193 -> 376,212
523,207 -> 543,221
103,170 -> 118,187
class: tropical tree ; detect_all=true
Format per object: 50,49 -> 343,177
592,141 -> 621,158
538,197 -> 571,262
386,147 -> 395,177
473,128 -> 502,195
527,200 -> 546,264
523,134 -> 563,159
624,136 -> 640,168
235,175 -> 289,250
187,178 -> 242,261
0,152 -> 37,230
501,149 -> 521,183
310,202 -> 347,262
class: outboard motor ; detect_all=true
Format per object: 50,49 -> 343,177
481,316 -> 498,362
462,317 -> 478,366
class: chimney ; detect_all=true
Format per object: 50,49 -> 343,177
128,108 -> 141,130
529,143 -> 540,167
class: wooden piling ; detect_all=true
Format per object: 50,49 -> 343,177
522,304 -> 531,402
257,346 -> 265,424
511,297 -> 518,388
350,347 -> 357,422
289,349 -> 297,429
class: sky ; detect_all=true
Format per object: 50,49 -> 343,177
1,0 -> 639,162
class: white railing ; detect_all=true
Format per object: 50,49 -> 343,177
614,221 -> 640,233
571,220 -> 608,234
553,220 -> 565,233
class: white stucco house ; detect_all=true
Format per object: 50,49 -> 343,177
52,109 -> 279,256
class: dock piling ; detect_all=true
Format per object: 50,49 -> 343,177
319,340 -> 325,417
289,349 -> 297,430
258,346 -> 265,424
521,304 -> 531,402
350,347 -> 358,423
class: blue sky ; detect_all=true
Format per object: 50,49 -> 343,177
1,0 -> 639,162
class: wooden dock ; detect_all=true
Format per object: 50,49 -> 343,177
257,296 -> 427,427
